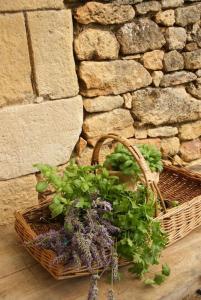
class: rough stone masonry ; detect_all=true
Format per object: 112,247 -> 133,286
74,0 -> 201,168
0,0 -> 201,224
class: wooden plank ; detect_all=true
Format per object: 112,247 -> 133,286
1,225 -> 201,299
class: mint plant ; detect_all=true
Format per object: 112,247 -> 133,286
103,143 -> 163,177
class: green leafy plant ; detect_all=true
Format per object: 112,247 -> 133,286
35,161 -> 121,218
102,184 -> 169,284
33,160 -> 169,297
103,143 -> 163,177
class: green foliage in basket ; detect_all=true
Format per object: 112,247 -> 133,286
103,184 -> 168,279
103,143 -> 163,176
34,160 -> 169,293
35,161 -> 121,218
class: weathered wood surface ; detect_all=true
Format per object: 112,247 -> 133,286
0,225 -> 201,300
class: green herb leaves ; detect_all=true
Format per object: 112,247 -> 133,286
104,143 -> 163,176
36,181 -> 48,193
34,155 -> 169,285
162,263 -> 170,277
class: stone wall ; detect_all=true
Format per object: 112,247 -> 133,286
74,0 -> 201,168
0,0 -> 201,224
0,2 -> 83,224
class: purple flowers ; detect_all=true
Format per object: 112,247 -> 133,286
30,193 -> 120,299
30,228 -> 68,255
87,274 -> 100,300
30,205 -> 120,273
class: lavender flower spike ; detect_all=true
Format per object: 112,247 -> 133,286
88,274 -> 100,300
107,289 -> 115,300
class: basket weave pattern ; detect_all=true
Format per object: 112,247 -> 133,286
15,134 -> 201,279
157,165 -> 201,245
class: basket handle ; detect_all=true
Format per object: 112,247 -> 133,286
91,133 -> 167,215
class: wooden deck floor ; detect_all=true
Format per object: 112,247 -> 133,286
1,225 -> 201,300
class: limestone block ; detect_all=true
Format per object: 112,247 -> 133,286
135,1 -> 161,14
0,175 -> 38,225
180,139 -> 201,162
132,86 -> 201,125
165,27 -> 187,50
27,10 -> 79,99
74,28 -> 119,60
134,128 -> 148,139
83,108 -> 134,139
163,50 -> 184,72
175,4 -> 201,26
160,71 -> 197,87
74,2 -> 135,25
161,137 -> 180,157
183,50 -> 201,70
0,96 -> 83,180
0,0 -> 64,11
0,13 -> 33,107
117,19 -> 165,54
148,126 -> 178,138
161,0 -> 184,8
79,60 -> 152,97
155,10 -> 175,26
179,121 -> 201,140
142,50 -> 164,70
83,95 -> 124,112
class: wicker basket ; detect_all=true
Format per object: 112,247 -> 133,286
15,134 -> 201,280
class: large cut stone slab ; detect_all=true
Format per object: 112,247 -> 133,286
132,87 -> 201,125
0,175 -> 38,225
74,27 -> 119,61
74,2 -> 135,25
0,96 -> 83,180
0,13 -> 33,108
0,0 -> 64,11
27,10 -> 79,99
83,108 -> 133,139
79,60 -> 152,97
116,19 -> 165,55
